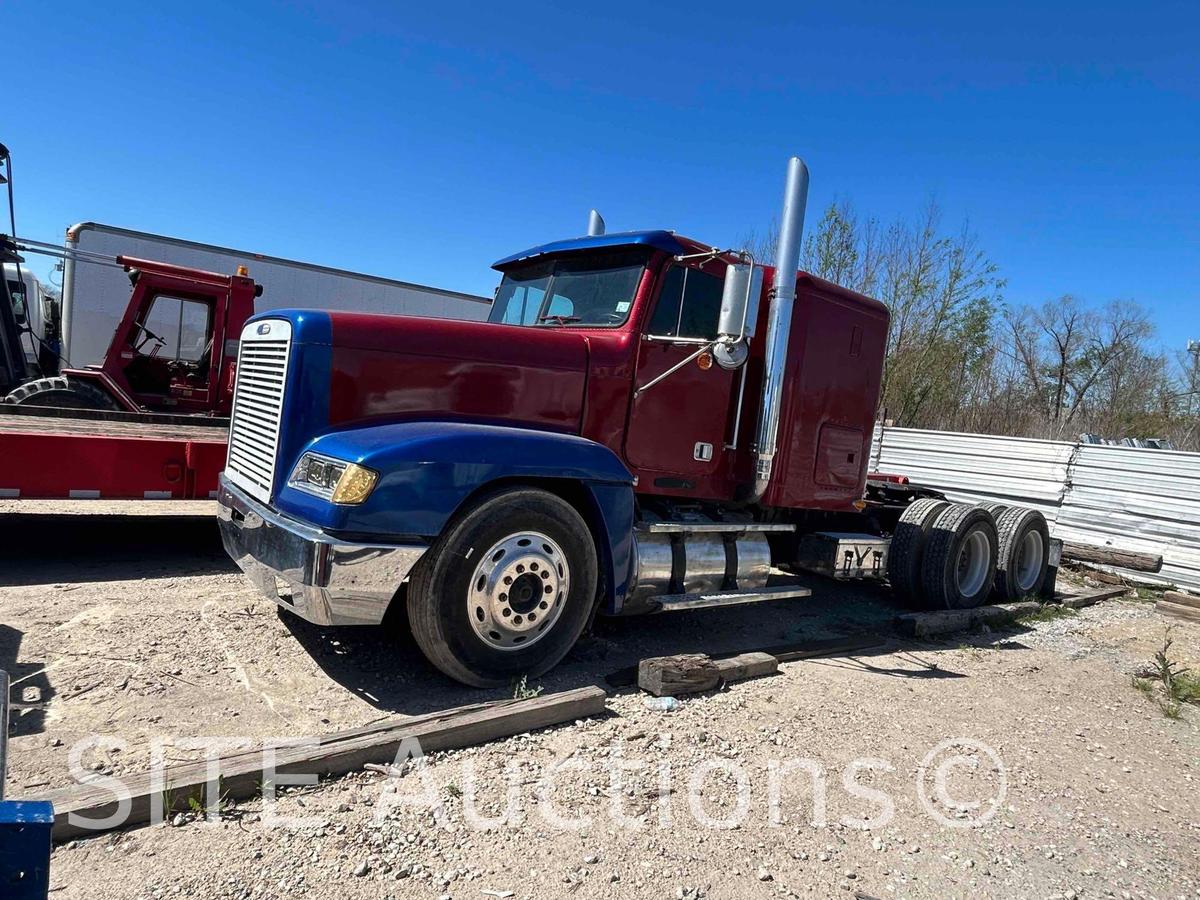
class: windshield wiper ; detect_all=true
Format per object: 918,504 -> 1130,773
536,314 -> 582,325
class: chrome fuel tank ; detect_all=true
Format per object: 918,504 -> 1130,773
627,529 -> 773,609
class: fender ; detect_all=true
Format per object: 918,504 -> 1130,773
274,420 -> 637,612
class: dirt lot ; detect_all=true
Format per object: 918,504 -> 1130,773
2,505 -> 1198,899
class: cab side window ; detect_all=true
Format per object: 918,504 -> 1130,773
646,266 -> 723,340
5,279 -> 27,324
138,295 -> 212,361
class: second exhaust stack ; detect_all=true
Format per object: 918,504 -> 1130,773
752,156 -> 810,501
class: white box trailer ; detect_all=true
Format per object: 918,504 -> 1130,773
61,222 -> 491,367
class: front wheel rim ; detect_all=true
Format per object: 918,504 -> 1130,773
468,531 -> 570,652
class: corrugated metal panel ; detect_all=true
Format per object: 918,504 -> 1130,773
1056,444 -> 1200,592
869,426 -> 1200,592
873,427 -> 1075,522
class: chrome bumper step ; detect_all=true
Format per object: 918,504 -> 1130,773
649,584 -> 812,613
638,522 -> 796,534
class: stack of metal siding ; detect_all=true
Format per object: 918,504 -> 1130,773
872,427 -> 1075,523
1057,444 -> 1200,591
869,426 -> 1200,592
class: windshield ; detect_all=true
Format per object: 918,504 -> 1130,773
489,250 -> 648,327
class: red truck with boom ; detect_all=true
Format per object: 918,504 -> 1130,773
217,158 -> 1054,686
6,256 -> 259,415
0,256 -> 256,500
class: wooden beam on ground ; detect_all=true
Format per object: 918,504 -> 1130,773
1061,541 -> 1163,573
1074,565 -> 1126,586
36,686 -> 607,842
765,636 -> 889,664
1164,591 -> 1200,610
714,652 -> 779,683
637,652 -> 777,697
895,601 -> 1042,639
603,635 -> 887,688
1157,600 -> 1200,624
896,587 -> 1131,638
1056,586 -> 1130,609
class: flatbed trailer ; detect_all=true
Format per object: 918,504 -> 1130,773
0,405 -> 226,500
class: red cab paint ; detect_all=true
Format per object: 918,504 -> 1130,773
319,243 -> 888,514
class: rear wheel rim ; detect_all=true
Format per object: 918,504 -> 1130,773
1015,530 -> 1045,592
955,530 -> 990,598
468,531 -> 570,652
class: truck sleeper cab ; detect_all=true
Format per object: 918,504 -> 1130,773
217,158 -> 1053,687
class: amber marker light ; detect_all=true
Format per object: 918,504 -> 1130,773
331,463 -> 379,505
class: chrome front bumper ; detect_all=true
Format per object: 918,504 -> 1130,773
216,474 -> 426,626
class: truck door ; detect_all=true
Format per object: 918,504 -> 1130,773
124,293 -> 214,409
624,264 -> 737,478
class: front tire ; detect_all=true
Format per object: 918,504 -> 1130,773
407,486 -> 598,687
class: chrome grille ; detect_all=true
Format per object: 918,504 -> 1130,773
225,319 -> 292,503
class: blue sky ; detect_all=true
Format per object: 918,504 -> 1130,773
7,0 -> 1198,348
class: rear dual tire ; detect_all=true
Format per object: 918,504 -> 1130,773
890,501 -> 1050,610
976,502 -> 1010,519
886,498 -> 950,605
992,506 -> 1050,602
920,504 -> 999,610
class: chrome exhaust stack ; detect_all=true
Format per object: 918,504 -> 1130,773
751,156 -> 810,501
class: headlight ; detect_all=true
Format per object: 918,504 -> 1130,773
288,453 -> 379,505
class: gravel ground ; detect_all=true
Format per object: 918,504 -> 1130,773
1,509 -> 1197,899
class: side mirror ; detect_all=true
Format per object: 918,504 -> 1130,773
717,263 -> 763,341
714,263 -> 763,369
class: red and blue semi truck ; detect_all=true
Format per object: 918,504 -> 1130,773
217,158 -> 1055,687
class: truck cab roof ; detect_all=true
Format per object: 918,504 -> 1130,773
492,230 -> 715,270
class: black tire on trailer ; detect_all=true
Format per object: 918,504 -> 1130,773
407,486 -> 598,687
992,506 -> 1050,602
886,497 -> 951,607
921,503 -> 999,610
4,375 -> 120,411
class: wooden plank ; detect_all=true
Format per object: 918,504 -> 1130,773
37,686 -> 607,842
714,652 -> 778,682
637,652 -> 777,697
765,636 -> 888,664
1075,566 -> 1126,586
604,635 -> 886,688
1164,591 -> 1200,610
1061,541 -> 1162,573
1056,586 -> 1129,609
1157,600 -> 1200,624
894,601 -> 1041,639
639,654 -> 719,696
